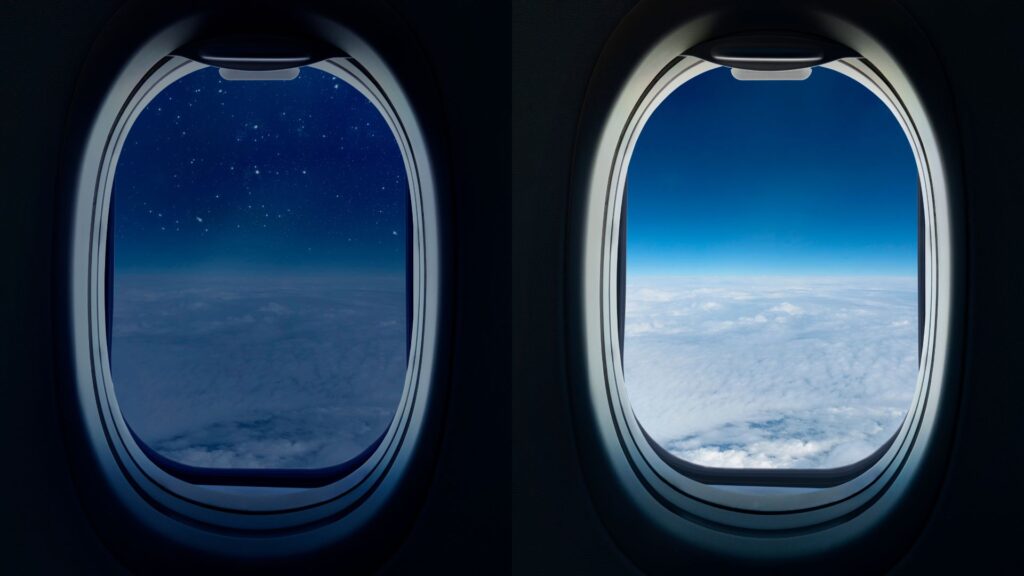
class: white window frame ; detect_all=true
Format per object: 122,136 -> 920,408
570,17 -> 959,559
65,20 -> 444,552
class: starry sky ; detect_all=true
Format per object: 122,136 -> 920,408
626,66 -> 918,276
112,65 -> 408,273
109,65 -> 410,472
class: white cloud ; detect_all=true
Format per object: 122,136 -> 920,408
111,272 -> 406,470
624,275 -> 918,469
769,302 -> 803,315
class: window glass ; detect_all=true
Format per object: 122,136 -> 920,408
624,66 -> 918,469
110,66 -> 408,471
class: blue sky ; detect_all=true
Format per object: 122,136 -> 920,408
626,66 -> 918,276
622,66 -> 920,469
112,66 -> 407,273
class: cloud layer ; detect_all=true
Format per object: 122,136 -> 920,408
111,272 -> 406,470
624,276 -> 918,469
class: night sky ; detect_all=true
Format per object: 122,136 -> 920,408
627,66 -> 918,276
109,65 -> 410,471
113,65 -> 408,273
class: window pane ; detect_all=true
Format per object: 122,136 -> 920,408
624,66 -> 918,470
110,66 -> 408,472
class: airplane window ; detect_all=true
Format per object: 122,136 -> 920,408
109,65 -> 409,474
623,66 -> 919,470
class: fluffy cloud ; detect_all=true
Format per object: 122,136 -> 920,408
111,272 -> 406,470
624,276 -> 918,469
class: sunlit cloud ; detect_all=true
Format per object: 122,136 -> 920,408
624,275 -> 917,469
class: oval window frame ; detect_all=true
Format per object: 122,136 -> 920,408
610,56 -> 935,517
60,4 -> 448,562
567,1 -> 963,566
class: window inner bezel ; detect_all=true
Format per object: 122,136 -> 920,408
615,61 -> 926,488
104,59 -> 415,488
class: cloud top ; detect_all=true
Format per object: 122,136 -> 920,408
624,276 -> 918,469
111,272 -> 406,470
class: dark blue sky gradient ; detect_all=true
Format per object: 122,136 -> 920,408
627,66 -> 917,276
113,66 -> 407,273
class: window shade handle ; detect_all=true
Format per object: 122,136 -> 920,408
176,35 -> 342,71
686,33 -> 858,71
